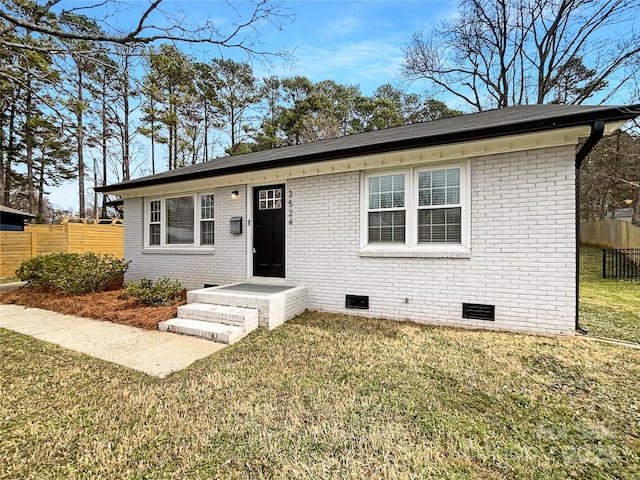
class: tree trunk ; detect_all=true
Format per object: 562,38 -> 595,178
0,113 -> 5,206
77,69 -> 85,218
168,123 -> 173,171
632,189 -> 640,227
101,76 -> 108,219
4,100 -> 17,205
93,156 -> 98,220
25,84 -> 35,214
203,101 -> 209,163
38,160 -> 45,218
122,58 -> 131,181
150,112 -> 156,175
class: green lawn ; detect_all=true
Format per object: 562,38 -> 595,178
2,312 -> 639,479
580,246 -> 640,343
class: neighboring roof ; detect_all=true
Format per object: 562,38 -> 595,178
605,208 -> 633,219
97,104 -> 640,193
0,205 -> 37,218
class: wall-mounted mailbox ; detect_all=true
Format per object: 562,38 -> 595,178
230,216 -> 242,234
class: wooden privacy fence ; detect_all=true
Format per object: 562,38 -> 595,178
580,219 -> 640,249
0,220 -> 124,278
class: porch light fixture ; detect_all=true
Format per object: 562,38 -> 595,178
231,190 -> 239,199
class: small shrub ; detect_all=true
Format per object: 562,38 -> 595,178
123,277 -> 184,306
16,253 -> 129,295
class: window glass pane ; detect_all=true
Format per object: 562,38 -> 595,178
418,224 -> 431,242
149,224 -> 160,245
392,175 -> 404,207
447,208 -> 461,224
447,223 -> 461,242
432,188 -> 446,205
446,168 -> 460,187
446,187 -> 460,204
418,207 -> 461,243
259,189 -> 282,210
369,177 -> 380,193
201,194 -> 214,219
419,171 -> 431,190
432,209 -> 446,224
380,192 -> 393,209
419,168 -> 461,207
418,190 -> 431,206
432,170 -> 446,188
368,211 -> 405,243
432,224 -> 445,242
369,193 -> 380,209
369,174 -> 404,210
150,200 -> 161,223
200,220 -> 214,245
166,196 -> 194,244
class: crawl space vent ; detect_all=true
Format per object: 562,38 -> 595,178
462,303 -> 495,321
346,295 -> 369,310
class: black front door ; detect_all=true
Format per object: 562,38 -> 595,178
253,184 -> 285,277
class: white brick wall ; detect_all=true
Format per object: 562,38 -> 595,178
124,145 -> 577,335
285,145 -> 576,336
124,185 -> 247,290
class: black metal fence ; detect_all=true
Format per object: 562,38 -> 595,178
603,249 -> 640,280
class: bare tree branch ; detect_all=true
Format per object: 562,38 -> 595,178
402,0 -> 640,110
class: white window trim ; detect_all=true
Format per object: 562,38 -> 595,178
364,170 -> 407,245
359,162 -> 471,258
144,192 -> 216,249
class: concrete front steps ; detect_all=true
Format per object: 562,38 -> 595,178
158,303 -> 258,345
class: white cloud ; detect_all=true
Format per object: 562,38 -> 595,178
266,39 -> 405,94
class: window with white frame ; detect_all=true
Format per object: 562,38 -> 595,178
367,173 -> 406,243
166,196 -> 194,244
149,199 -> 161,246
417,168 -> 461,243
363,164 -> 468,250
200,194 -> 215,245
146,193 -> 215,248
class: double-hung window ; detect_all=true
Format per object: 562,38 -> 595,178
200,194 -> 215,245
417,168 -> 461,243
367,173 -> 406,243
146,193 -> 215,248
362,163 -> 469,254
149,200 -> 161,246
166,196 -> 195,244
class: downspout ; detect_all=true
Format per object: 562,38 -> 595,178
574,120 -> 605,334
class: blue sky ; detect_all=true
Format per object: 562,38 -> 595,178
218,0 -> 455,95
144,0 -> 456,95
49,0 -> 455,210
45,0 -> 636,211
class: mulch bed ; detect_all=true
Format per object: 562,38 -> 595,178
0,286 -> 185,330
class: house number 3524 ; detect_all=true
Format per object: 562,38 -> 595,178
288,190 -> 293,225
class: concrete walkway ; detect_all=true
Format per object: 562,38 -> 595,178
0,304 -> 225,377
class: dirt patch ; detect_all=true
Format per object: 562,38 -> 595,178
0,287 -> 185,330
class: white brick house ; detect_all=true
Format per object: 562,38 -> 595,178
99,104 -> 640,336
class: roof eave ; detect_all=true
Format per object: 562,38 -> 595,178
96,105 -> 640,193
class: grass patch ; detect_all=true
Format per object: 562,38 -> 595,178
0,277 -> 19,284
580,246 -> 640,343
2,312 -> 639,479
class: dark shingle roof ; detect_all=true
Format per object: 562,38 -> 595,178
98,104 -> 640,193
0,205 -> 36,217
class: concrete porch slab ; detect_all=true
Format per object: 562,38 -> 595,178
187,283 -> 307,330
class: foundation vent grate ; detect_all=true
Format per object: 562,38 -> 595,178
346,295 -> 369,310
462,303 -> 495,321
